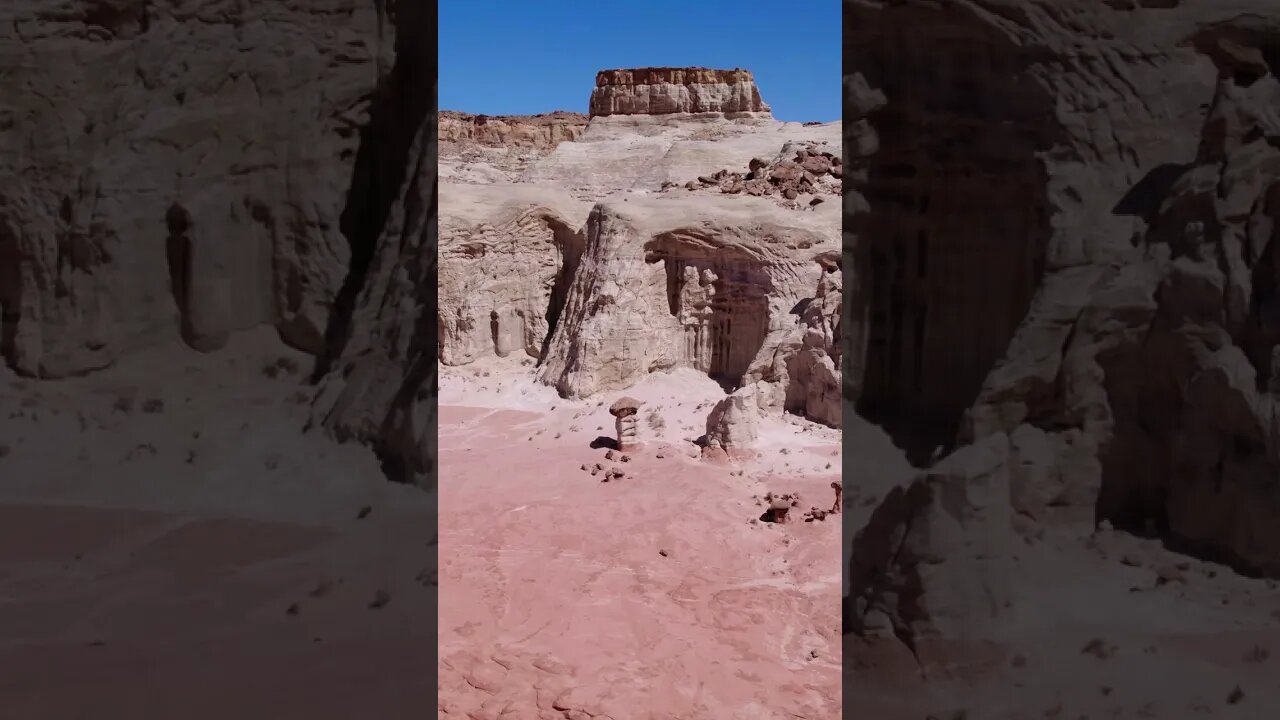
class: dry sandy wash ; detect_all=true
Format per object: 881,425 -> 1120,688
438,68 -> 847,717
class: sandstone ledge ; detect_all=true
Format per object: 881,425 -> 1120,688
440,110 -> 588,150
594,67 -> 757,86
589,66 -> 771,117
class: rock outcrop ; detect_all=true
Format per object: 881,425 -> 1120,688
436,66 -> 841,441
0,0 -> 388,376
782,253 -> 843,426
589,67 -> 771,118
439,111 -> 588,151
704,384 -> 762,458
846,434 -> 1015,661
843,0 -> 1280,660
437,189 -> 586,365
534,195 -> 837,401
610,396 -> 643,450
308,1 -> 437,486
664,144 -> 843,209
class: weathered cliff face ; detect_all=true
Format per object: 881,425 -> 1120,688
438,66 -> 841,431
437,196 -> 585,366
308,1 -> 437,486
589,67 -> 771,117
782,253 -> 843,426
847,2 -> 1061,463
534,197 -> 837,401
843,0 -> 1280,656
310,113 -> 435,485
841,73 -> 885,412
0,0 -> 389,376
435,185 -> 842,435
435,67 -> 844,435
439,111 -> 588,151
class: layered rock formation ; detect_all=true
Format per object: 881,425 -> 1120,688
439,111 -> 587,151
589,67 -> 771,118
309,1 -> 437,486
842,0 -> 1280,662
437,189 -> 586,365
439,68 -> 843,432
0,0 -> 389,376
781,252 -> 843,426
534,197 -> 837,402
0,0 -> 438,485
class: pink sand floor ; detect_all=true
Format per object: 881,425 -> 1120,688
0,504 -> 437,719
438,365 -> 842,719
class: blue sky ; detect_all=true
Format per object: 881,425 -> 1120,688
439,1 -> 840,122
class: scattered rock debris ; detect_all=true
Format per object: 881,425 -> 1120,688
1082,638 -> 1117,659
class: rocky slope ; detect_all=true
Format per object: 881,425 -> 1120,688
841,0 -> 1280,704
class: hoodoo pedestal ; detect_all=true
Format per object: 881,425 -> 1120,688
609,396 -> 642,451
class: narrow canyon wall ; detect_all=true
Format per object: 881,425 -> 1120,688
0,0 -> 389,376
308,1 -> 437,486
844,0 -> 1280,657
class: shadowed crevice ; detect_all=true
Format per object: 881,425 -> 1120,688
313,0 -> 435,383
847,3 -> 1062,466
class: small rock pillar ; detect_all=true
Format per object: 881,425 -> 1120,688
609,396 -> 642,451
768,498 -> 791,524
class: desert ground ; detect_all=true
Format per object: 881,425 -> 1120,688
439,362 -> 844,717
0,329 -> 438,718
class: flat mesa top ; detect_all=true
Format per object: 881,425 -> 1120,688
594,67 -> 755,86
